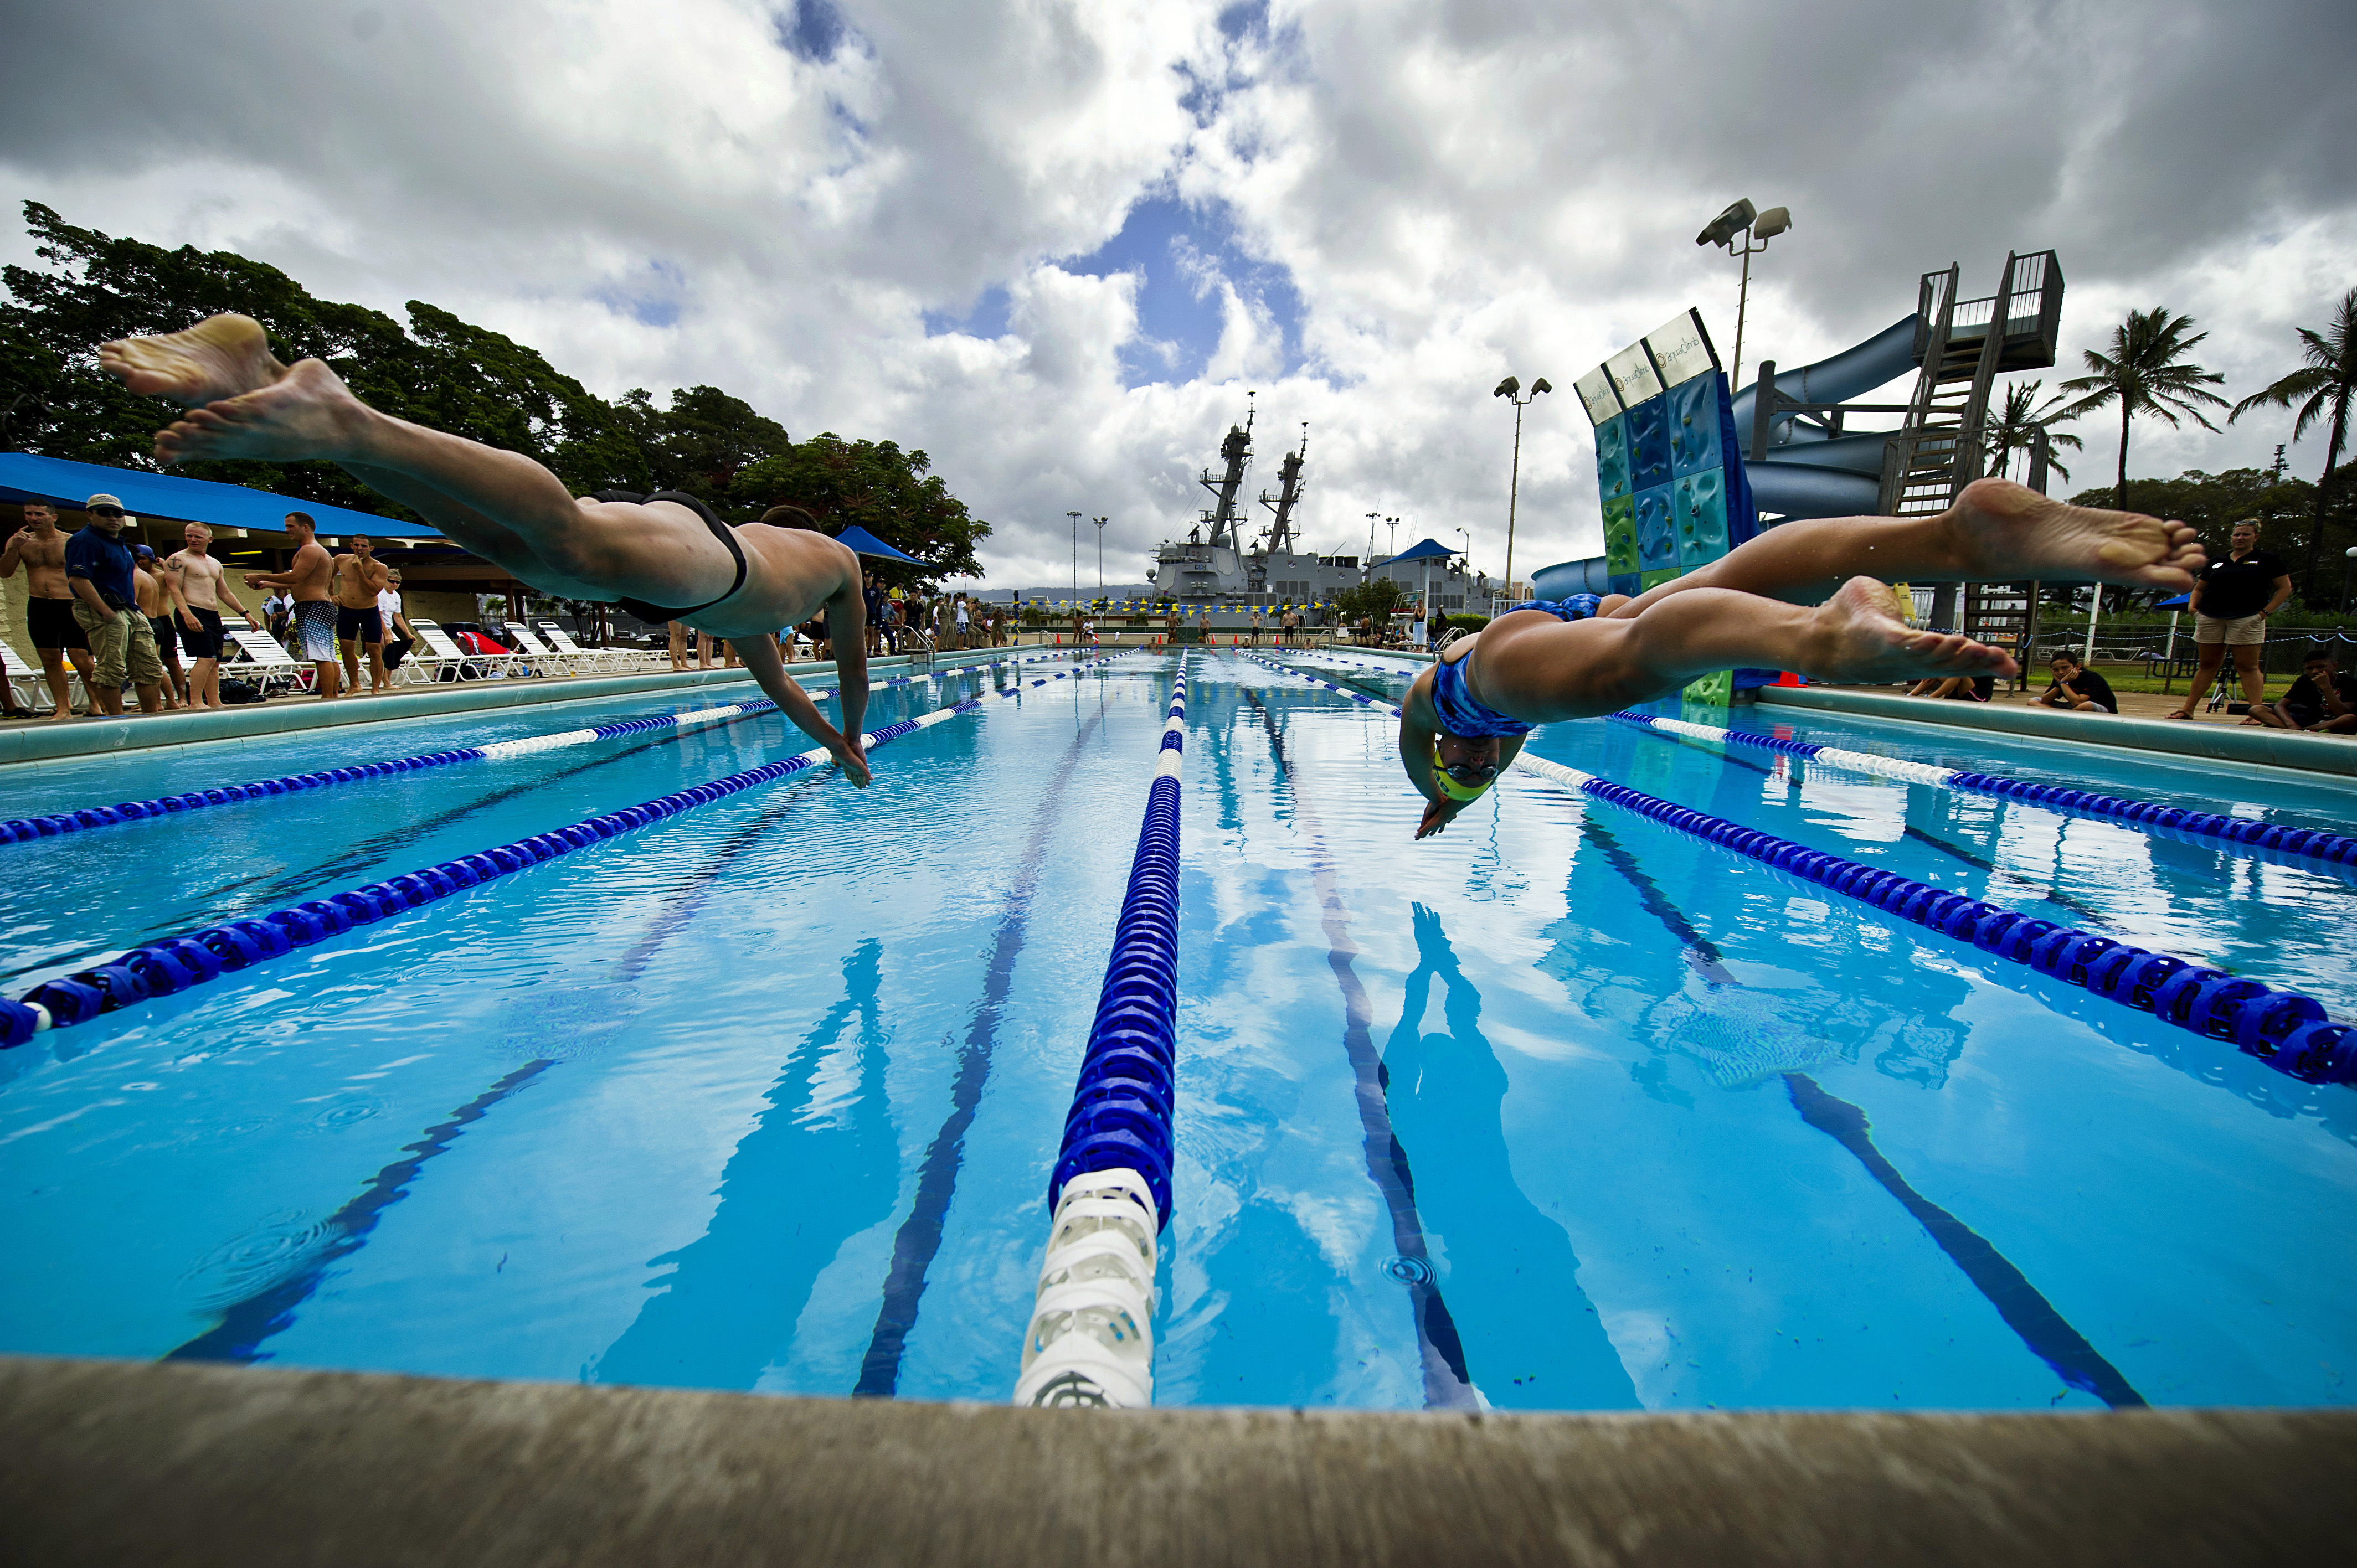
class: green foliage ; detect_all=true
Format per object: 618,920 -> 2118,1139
730,435 -> 988,584
0,201 -> 991,577
2227,288 -> 2357,597
1984,379 -> 2082,484
2067,465 -> 2355,607
1332,576 -> 1407,619
2056,306 -> 2229,515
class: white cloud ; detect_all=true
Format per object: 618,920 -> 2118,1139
2,0 -> 2351,586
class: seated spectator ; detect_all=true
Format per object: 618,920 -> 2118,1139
2250,648 -> 2357,734
1906,673 -> 1994,702
2035,653 -> 2118,714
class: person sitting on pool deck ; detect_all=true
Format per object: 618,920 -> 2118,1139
98,312 -> 871,783
2034,653 -> 2118,714
1399,479 -> 2205,839
1905,673 -> 1994,702
2248,647 -> 2357,735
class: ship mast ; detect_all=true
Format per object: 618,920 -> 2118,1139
1258,423 -> 1307,554
1197,391 -> 1254,551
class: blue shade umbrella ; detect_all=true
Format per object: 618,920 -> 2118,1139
831,524 -> 929,564
2155,594 -> 2192,609
0,450 -> 427,536
1388,537 -> 1455,563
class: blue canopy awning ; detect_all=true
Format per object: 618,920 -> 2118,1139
2155,593 -> 2192,609
832,524 -> 930,564
0,451 -> 431,538
1387,537 -> 1456,563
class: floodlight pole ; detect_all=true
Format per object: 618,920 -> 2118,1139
1094,515 -> 1107,595
1496,381 -> 1549,595
1067,511 -> 1082,605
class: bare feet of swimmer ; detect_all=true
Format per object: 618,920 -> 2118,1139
99,313 -> 369,466
1943,478 -> 2204,592
1805,576 -> 2016,684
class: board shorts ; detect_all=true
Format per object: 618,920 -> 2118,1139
72,601 -> 162,689
180,607 -> 224,660
336,604 -> 384,644
291,600 -> 338,661
2194,612 -> 2267,646
149,614 -> 177,659
26,595 -> 89,652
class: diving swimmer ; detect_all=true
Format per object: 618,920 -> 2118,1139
98,313 -> 872,783
1403,481 -> 2205,839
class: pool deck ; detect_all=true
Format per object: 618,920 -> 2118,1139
2,1356 -> 2349,1566
0,647 -> 1040,772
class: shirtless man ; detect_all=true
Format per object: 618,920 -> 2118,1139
330,533 -> 393,695
1401,479 -> 2205,839
241,510 -> 339,699
162,521 -> 251,709
101,313 -> 871,778
1,502 -> 99,720
132,545 -> 184,709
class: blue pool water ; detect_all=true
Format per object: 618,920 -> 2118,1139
3,650 -> 2353,1411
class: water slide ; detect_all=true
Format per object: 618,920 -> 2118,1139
1531,314 -> 1920,601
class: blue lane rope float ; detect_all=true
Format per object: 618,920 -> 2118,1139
1240,653 -> 1403,716
0,650 -> 1091,847
1014,657 -> 1188,1410
1608,711 -> 2357,875
1508,752 -> 2357,1087
0,658 -> 1130,1050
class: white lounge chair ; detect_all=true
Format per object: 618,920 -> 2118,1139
408,620 -> 514,682
219,617 -> 315,697
501,621 -> 572,677
3,632 -> 84,715
535,620 -> 639,674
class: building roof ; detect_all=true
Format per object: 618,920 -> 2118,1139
0,451 -> 433,538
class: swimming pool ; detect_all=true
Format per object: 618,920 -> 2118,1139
3,649 -> 2352,1412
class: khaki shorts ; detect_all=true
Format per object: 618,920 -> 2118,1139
2194,612 -> 2267,647
73,601 -> 163,689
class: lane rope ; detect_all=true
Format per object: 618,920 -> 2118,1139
0,649 -> 1091,847
0,656 -> 1135,1048
1013,657 -> 1187,1410
1507,751 -> 2357,1086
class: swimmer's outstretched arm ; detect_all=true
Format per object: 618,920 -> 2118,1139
734,632 -> 869,787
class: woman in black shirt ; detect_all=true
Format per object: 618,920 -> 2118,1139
2166,518 -> 2292,718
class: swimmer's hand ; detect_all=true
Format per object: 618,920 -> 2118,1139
1415,797 -> 1463,840
832,737 -> 871,788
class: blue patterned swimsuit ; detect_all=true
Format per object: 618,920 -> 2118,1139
1427,595 -> 1604,738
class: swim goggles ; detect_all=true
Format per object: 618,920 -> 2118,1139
1431,741 -> 1498,803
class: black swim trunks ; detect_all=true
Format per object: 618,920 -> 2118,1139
149,613 -> 177,659
179,606 -> 224,660
336,604 -> 384,644
27,596 -> 88,652
588,490 -> 750,625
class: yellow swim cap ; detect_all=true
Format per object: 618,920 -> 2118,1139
1432,741 -> 1497,802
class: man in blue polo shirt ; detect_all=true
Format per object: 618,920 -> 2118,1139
64,492 -> 164,715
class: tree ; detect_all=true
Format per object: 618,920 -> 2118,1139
730,434 -> 990,583
2067,466 -> 2328,608
2228,288 -> 2357,603
1983,379 -> 2082,485
1333,576 -> 1407,620
2056,307 -> 2229,518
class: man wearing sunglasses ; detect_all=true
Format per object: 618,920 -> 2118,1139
1401,481 -> 2206,840
63,493 -> 166,716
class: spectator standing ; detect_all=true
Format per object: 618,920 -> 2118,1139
244,511 -> 340,698
378,568 -> 416,677
2251,648 -> 2357,734
2,500 -> 99,720
132,544 -> 186,709
2165,518 -> 2292,719
1249,607 -> 1264,647
64,493 -> 165,715
955,595 -> 971,649
667,618 -> 689,671
863,574 -> 884,656
162,522 -> 249,710
330,533 -> 393,695
2035,653 -> 2118,713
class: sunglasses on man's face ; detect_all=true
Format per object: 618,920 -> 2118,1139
88,505 -> 125,518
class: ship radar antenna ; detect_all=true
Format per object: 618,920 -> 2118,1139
1246,390 -> 1255,434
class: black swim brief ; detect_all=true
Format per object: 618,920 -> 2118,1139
27,596 -> 88,652
336,604 -> 384,644
588,490 -> 750,625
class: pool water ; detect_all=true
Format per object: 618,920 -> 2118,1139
3,650 -> 2352,1411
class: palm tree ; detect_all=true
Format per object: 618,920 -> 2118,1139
1983,379 -> 2083,486
2229,288 -> 2357,602
2056,307 -> 2229,516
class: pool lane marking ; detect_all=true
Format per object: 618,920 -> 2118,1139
0,650 -> 1093,848
2,658 -> 1142,1048
1565,804 -> 2150,1407
165,1058 -> 555,1364
1243,690 -> 1481,1410
1781,1075 -> 2147,1408
855,708 -> 1111,1399
1610,711 -> 2357,879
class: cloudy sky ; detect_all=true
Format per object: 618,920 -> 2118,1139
5,0 -> 2353,587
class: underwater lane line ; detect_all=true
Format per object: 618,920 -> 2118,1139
1,660 -> 1138,1049
855,709 -> 1111,1398
166,1059 -> 555,1364
1243,689 -> 1479,1410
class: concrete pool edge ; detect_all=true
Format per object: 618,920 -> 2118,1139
1760,685 -> 2357,780
4,1357 -> 2350,1566
0,647 -> 1042,770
